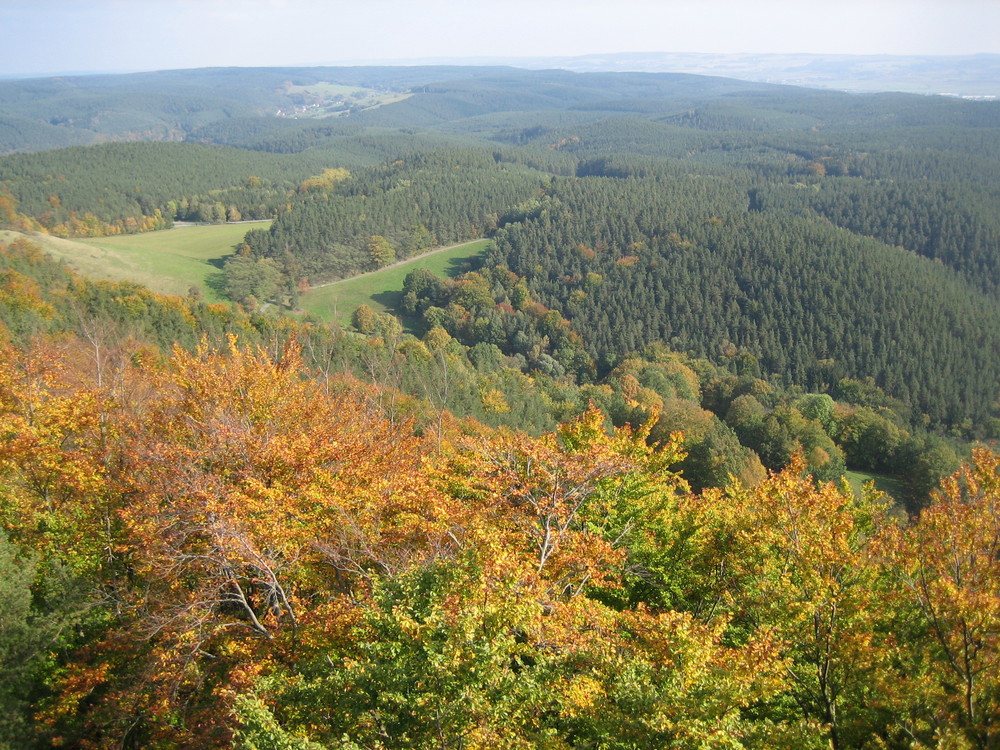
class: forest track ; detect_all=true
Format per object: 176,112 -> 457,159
309,239 -> 487,290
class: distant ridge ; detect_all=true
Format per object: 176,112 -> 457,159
350,52 -> 1000,98
5,52 -> 999,98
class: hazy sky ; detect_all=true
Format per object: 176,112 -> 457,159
3,0 -> 999,77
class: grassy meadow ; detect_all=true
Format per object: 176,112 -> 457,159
3,226 -> 489,325
2,222 -> 270,302
299,239 -> 491,326
845,469 -> 909,518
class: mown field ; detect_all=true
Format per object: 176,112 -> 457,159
845,469 -> 908,517
3,226 -> 489,324
298,239 -> 491,326
2,222 -> 271,302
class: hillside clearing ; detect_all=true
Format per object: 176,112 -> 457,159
299,239 -> 491,326
1,222 -> 270,302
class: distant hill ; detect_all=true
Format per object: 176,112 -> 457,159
2,62 -> 999,437
4,60 -> 998,155
0,66 -> 517,153
422,52 -> 1000,98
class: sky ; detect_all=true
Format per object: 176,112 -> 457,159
2,0 -> 1000,77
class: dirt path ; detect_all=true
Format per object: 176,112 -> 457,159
309,239 -> 486,290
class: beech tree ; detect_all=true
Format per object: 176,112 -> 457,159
885,448 -> 1000,747
367,234 -> 395,267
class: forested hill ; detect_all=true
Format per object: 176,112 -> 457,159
2,64 -> 1000,747
0,65 -> 779,153
8,64 -> 996,154
1,64 -> 998,440
0,233 -> 998,749
0,65 -> 515,153
485,173 -> 1000,429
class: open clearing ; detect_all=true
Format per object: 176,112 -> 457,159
299,239 -> 491,326
281,82 -> 411,117
845,469 -> 906,501
1,222 -> 270,302
3,226 -> 489,324
845,469 -> 909,518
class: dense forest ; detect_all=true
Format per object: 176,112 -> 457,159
484,173 -> 1000,430
0,236 -> 997,748
1,64 -> 999,747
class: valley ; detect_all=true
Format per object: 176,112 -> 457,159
0,61 -> 998,749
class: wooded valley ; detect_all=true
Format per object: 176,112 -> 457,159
0,64 -> 998,748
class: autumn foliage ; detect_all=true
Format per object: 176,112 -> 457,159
0,333 -> 998,748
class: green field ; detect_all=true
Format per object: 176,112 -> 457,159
845,469 -> 909,518
299,239 -> 491,326
2,227 -> 488,319
282,82 -> 410,117
1,222 -> 270,302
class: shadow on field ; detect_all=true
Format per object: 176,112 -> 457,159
443,254 -> 481,278
205,272 -> 227,297
372,289 -> 403,312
